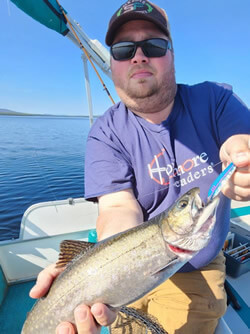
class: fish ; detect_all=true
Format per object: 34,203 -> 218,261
21,187 -> 219,334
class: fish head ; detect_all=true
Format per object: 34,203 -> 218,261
161,187 -> 220,258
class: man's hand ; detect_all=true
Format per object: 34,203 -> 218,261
220,134 -> 250,200
30,264 -> 118,334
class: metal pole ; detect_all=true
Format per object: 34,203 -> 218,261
82,54 -> 94,126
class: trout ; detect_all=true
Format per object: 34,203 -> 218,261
22,188 -> 219,333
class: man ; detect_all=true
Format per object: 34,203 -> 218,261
30,1 -> 250,333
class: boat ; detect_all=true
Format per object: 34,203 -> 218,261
0,197 -> 249,333
1,1 -> 249,333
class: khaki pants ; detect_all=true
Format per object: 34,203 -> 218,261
111,252 -> 227,334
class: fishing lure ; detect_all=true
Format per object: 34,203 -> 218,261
207,162 -> 236,201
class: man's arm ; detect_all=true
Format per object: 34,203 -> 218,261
97,188 -> 144,240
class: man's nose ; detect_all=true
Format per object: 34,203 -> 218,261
131,47 -> 149,64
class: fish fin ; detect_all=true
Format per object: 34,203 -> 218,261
150,258 -> 179,276
110,306 -> 168,333
56,240 -> 95,268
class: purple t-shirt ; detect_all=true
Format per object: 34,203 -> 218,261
85,82 -> 250,271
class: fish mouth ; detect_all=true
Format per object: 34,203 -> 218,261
191,195 -> 220,234
191,192 -> 204,217
168,244 -> 196,256
166,194 -> 220,254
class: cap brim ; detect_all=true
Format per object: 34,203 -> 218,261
105,12 -> 169,46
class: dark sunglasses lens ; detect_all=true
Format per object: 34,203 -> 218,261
111,39 -> 169,60
111,42 -> 135,60
143,39 -> 169,57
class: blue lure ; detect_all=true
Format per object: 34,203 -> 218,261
207,162 -> 236,201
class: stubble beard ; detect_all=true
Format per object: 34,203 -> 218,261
113,64 -> 177,115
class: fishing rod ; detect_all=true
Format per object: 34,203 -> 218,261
55,0 -> 115,105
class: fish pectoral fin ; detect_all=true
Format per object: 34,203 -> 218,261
150,258 -> 179,276
116,306 -> 168,334
56,240 -> 95,268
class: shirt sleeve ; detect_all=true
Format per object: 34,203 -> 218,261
212,83 -> 250,144
84,119 -> 134,201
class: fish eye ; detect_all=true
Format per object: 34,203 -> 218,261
177,199 -> 189,209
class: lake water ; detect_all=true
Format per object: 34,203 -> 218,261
0,116 -> 91,241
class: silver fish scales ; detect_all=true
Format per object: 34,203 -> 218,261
22,188 -> 219,333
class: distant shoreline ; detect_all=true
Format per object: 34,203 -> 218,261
0,113 -> 92,118
0,109 -> 97,118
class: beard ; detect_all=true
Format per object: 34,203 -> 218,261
112,62 -> 177,115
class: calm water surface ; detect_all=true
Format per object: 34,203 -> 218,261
0,116 -> 91,241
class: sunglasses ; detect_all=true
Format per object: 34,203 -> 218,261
110,38 -> 171,61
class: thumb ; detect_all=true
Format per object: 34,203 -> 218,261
220,135 -> 250,168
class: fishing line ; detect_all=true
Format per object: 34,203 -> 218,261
31,156 -> 224,208
137,160 -> 224,202
210,160 -> 225,169
55,0 -> 115,105
30,137 -> 228,213
26,148 -> 226,214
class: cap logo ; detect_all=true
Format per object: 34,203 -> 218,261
117,1 -> 153,17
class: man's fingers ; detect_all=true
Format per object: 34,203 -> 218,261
220,134 -> 250,168
221,166 -> 250,200
56,322 -> 76,334
29,264 -> 64,299
91,303 -> 118,327
220,135 -> 250,200
231,168 -> 250,187
74,305 -> 101,334
58,304 -> 118,334
231,152 -> 249,167
222,181 -> 250,201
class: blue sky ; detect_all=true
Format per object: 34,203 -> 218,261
0,0 -> 249,116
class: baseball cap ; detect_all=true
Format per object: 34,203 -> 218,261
105,0 -> 172,46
